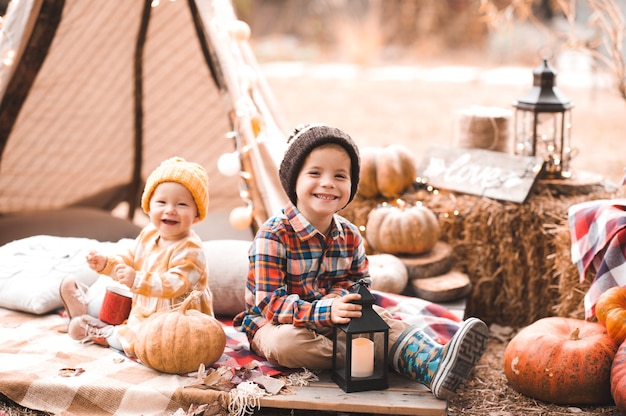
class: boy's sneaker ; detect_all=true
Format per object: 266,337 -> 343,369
68,315 -> 113,347
431,317 -> 489,400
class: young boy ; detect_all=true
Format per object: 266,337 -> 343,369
62,157 -> 214,356
233,124 -> 489,400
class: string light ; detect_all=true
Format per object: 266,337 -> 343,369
354,177 -> 468,236
207,8 -> 274,231
217,151 -> 241,177
239,65 -> 257,91
2,49 -> 14,66
227,20 -> 251,41
229,203 -> 253,230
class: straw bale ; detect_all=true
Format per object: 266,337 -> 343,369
341,183 -> 621,327
453,105 -> 513,153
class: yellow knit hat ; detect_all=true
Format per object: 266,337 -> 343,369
141,157 -> 209,221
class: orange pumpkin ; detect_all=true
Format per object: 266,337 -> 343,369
595,286 -> 626,344
365,203 -> 440,255
358,145 -> 416,198
503,317 -> 617,405
611,338 -> 626,412
134,291 -> 226,374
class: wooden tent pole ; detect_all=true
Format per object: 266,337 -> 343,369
128,0 -> 153,220
187,0 -> 227,92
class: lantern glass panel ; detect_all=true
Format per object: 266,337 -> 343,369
332,327 -> 389,393
514,109 -> 572,178
515,110 -> 535,156
561,110 -> 573,177
334,329 -> 347,377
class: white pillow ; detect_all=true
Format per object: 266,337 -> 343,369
0,236 -> 250,317
0,236 -> 127,314
203,239 -> 250,317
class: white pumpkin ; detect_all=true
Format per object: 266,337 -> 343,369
368,254 -> 409,294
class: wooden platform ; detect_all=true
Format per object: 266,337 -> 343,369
259,298 -> 467,415
260,372 -> 447,415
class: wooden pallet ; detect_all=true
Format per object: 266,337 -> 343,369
260,371 -> 447,415
259,298 -> 467,415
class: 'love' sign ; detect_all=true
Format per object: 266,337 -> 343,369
417,145 -> 543,203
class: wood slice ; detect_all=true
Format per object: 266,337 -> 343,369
538,170 -> 610,195
409,269 -> 472,303
398,241 -> 453,280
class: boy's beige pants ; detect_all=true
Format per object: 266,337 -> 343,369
250,305 -> 411,370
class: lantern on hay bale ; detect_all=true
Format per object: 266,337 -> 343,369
513,58 -> 574,179
332,280 -> 389,393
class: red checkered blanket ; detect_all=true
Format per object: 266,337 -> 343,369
0,292 -> 460,415
569,198 -> 626,319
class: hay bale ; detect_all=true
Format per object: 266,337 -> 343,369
453,106 -> 512,153
342,183 -> 621,327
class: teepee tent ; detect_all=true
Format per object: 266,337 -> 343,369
0,0 -> 288,241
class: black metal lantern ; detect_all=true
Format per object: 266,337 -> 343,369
513,58 -> 574,179
332,280 -> 389,393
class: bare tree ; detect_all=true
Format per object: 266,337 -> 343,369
480,0 -> 626,101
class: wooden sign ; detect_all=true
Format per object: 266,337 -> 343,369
417,145 -> 543,203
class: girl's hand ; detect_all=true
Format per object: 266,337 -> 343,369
114,264 -> 136,288
330,293 -> 362,325
86,250 -> 106,272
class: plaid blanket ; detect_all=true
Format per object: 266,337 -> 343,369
0,292 -> 460,415
569,199 -> 626,319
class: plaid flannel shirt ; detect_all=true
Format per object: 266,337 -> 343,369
233,202 -> 368,339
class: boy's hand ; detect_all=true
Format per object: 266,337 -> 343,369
114,264 -> 136,288
330,293 -> 362,325
86,250 -> 106,272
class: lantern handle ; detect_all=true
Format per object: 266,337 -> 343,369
351,279 -> 371,290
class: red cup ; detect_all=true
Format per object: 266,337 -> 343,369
99,286 -> 132,325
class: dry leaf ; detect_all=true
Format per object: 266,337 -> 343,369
186,366 -> 235,392
250,374 -> 285,395
58,368 -> 85,377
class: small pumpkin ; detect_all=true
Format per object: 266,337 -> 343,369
365,203 -> 440,255
368,253 -> 409,294
611,338 -> 626,412
358,145 -> 417,198
134,291 -> 226,374
503,317 -> 617,405
595,285 -> 626,345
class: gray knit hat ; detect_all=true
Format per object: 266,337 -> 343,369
279,124 -> 360,206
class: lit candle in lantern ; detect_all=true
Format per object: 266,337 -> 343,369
351,337 -> 374,378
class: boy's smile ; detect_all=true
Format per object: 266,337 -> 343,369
295,144 -> 351,232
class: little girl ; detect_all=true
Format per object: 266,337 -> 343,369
62,157 -> 213,356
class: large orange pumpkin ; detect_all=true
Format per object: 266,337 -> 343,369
503,317 -> 617,405
134,291 -> 226,374
595,286 -> 626,345
358,145 -> 417,198
365,203 -> 440,255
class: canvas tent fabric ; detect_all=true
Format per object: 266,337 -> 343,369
0,0 -> 287,234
